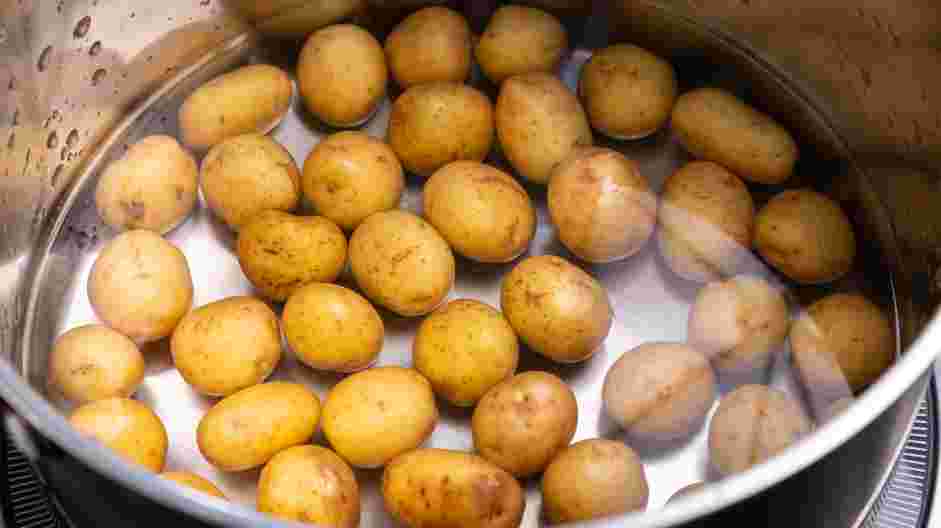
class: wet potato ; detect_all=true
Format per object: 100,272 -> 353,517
475,5 -> 567,84
70,398 -> 169,473
49,325 -> 145,404
385,6 -> 472,89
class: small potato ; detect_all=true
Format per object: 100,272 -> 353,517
283,283 -> 383,373
382,448 -> 524,528
687,276 -> 789,377
668,482 -> 706,504
258,445 -> 360,527
496,73 -> 593,184
500,255 -> 611,363
197,382 -> 321,471
657,161 -> 755,282
49,325 -> 145,404
88,230 -> 193,342
708,385 -> 812,476
236,210 -> 347,302
672,87 -> 799,184
179,64 -> 292,151
602,343 -> 716,441
579,44 -> 677,140
423,161 -> 536,263
161,471 -> 227,499
70,398 -> 168,472
298,24 -> 387,127
472,371 -> 577,478
388,82 -> 494,177
349,210 -> 455,317
385,6 -> 472,89
754,189 -> 856,284
241,0 -> 367,39
95,135 -> 197,234
541,439 -> 648,523
171,296 -> 282,396
322,367 -> 437,468
475,5 -> 567,84
302,131 -> 404,231
548,147 -> 656,263
200,134 -> 301,231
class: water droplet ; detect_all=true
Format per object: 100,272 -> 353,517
89,41 -> 102,56
7,77 -> 14,90
52,164 -> 64,187
47,131 -> 59,149
74,16 -> 92,38
200,0 -> 210,5
66,129 -> 79,148
37,45 -> 53,72
129,12 -> 135,19
52,109 -> 61,122
6,132 -> 14,149
0,25 -> 8,45
11,110 -> 18,127
91,68 -> 107,86
60,147 -> 67,161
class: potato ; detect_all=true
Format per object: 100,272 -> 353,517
197,382 -> 321,471
322,367 -> 437,468
423,161 -> 536,263
754,189 -> 856,284
49,325 -> 145,404
69,398 -> 168,472
171,296 -> 282,396
179,64 -> 292,151
657,161 -> 755,282
500,255 -> 611,362
548,147 -> 656,263
687,276 -> 789,377
301,131 -> 404,231
708,384 -> 812,476
667,482 -> 706,504
475,5 -> 567,84
283,283 -> 383,373
472,371 -> 577,478
160,471 -> 227,499
579,44 -> 677,140
541,439 -> 648,523
236,210 -> 347,302
388,82 -> 494,177
298,24 -> 387,127
671,87 -> 799,184
602,343 -> 716,441
88,230 -> 193,342
245,0 -> 367,39
382,448 -> 524,528
200,134 -> 301,231
258,445 -> 360,527
820,397 -> 854,423
496,73 -> 593,184
95,135 -> 197,234
349,210 -> 455,317
385,6 -> 472,89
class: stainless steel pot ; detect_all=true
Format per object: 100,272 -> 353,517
1,1 -> 940,527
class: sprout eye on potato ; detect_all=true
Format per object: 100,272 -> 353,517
384,6 -> 472,89
49,325 -> 145,404
69,398 -> 168,473
475,5 -> 567,84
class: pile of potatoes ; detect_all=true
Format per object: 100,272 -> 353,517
51,3 -> 897,527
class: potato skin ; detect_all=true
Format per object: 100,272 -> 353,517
541,439 -> 648,523
471,371 -> 576,478
500,255 -> 611,362
382,448 -> 524,528
672,87 -> 798,184
754,189 -> 856,284
243,0 -> 367,38
258,445 -> 360,528
667,482 -> 706,504
548,147 -> 656,263
70,398 -> 168,473
388,82 -> 494,177
349,210 -> 455,317
179,64 -> 292,151
475,5 -> 567,84
385,6 -> 472,89
496,73 -> 593,184
423,161 -> 535,263
197,382 -> 321,471
236,210 -> 347,302
50,325 -> 145,404
160,471 -> 227,499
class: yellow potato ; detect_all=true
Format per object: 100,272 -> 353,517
388,82 -> 494,177
423,161 -> 536,263
197,382 -> 321,471
475,5 -> 567,84
258,445 -> 360,527
70,398 -> 168,473
301,131 -> 404,231
49,325 -> 145,404
236,210 -> 347,302
667,482 -> 706,504
179,64 -> 292,151
200,134 -> 301,231
245,0 -> 367,39
160,471 -> 227,499
298,24 -> 387,127
671,87 -> 799,184
385,6 -> 472,88
349,210 -> 455,317
322,367 -> 437,468
95,135 -> 198,234
413,299 -> 519,407
382,448 -> 524,528
87,230 -> 193,342
496,73 -> 593,184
